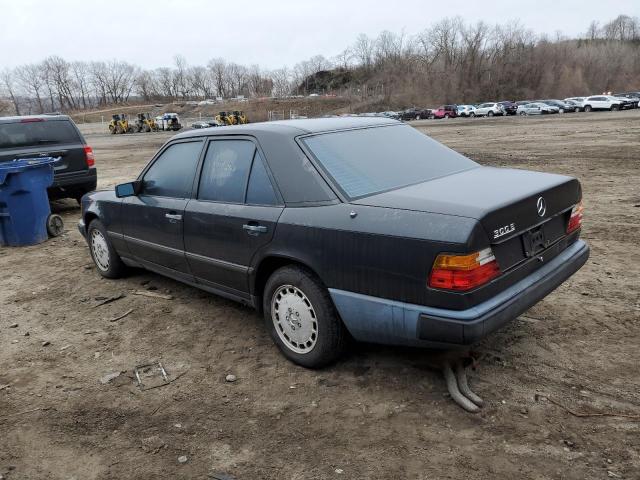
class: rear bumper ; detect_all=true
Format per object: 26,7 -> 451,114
329,239 -> 589,348
49,168 -> 97,197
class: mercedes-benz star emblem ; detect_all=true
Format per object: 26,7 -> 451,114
536,197 -> 546,217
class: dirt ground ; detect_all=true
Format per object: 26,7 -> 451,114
1,111 -> 639,480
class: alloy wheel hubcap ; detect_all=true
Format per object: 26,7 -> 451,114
271,285 -> 318,354
90,229 -> 110,271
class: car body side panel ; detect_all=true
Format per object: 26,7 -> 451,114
250,203 -> 488,309
183,201 -> 284,296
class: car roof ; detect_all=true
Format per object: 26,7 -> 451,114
172,117 -> 400,140
0,114 -> 72,124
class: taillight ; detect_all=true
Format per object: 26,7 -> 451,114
84,145 -> 95,167
567,201 -> 583,233
428,248 -> 501,291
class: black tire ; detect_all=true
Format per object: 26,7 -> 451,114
519,111 -> 526,116
488,111 -> 494,117
469,112 -> 475,117
263,265 -> 347,368
584,105 -> 592,112
46,214 -> 64,237
611,104 -> 619,111
87,219 -> 127,279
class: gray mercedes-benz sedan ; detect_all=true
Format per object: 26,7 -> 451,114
79,117 -> 589,367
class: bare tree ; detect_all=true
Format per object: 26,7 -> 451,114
0,68 -> 20,115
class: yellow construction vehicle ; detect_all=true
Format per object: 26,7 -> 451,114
215,111 -> 232,125
233,110 -> 249,124
108,114 -> 133,134
134,113 -> 158,133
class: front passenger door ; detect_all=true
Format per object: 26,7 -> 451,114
121,140 -> 204,276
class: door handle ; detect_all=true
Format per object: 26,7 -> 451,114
243,224 -> 267,234
165,213 -> 182,221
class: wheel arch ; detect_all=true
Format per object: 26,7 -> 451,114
252,254 -> 324,312
83,211 -> 100,234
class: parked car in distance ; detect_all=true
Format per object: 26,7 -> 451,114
611,93 -> 638,109
498,101 -> 518,115
399,108 -> 431,121
78,117 -> 589,368
566,97 -> 590,111
515,100 -> 533,106
614,92 -> 640,108
432,105 -> 458,119
517,102 -> 559,115
474,102 -> 504,117
381,111 -> 401,120
563,100 -> 582,112
537,100 -> 574,113
581,95 -> 624,112
457,105 -> 477,117
0,114 -> 96,202
191,121 -> 217,129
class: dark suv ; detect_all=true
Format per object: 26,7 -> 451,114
0,115 -> 96,202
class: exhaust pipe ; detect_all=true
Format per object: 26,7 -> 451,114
442,359 -> 484,412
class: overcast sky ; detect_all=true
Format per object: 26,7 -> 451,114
1,0 -> 638,70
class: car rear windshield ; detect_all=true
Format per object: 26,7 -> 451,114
301,125 -> 477,199
0,120 -> 82,149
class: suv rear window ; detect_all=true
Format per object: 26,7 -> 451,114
0,119 -> 82,149
301,125 -> 477,199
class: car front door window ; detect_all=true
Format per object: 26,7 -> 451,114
142,141 -> 204,198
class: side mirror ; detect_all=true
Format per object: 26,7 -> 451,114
115,181 -> 140,198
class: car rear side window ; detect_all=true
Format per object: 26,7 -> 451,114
246,150 -> 278,205
0,119 -> 81,149
198,140 -> 254,203
302,125 -> 477,200
142,141 -> 203,198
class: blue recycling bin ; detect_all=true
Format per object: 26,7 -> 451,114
0,157 -> 57,246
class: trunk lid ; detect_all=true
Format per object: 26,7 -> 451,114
352,166 -> 581,270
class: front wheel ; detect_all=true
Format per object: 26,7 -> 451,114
87,219 -> 127,279
469,112 -> 475,117
263,266 -> 347,368
584,105 -> 592,112
487,111 -> 494,117
611,104 -> 620,111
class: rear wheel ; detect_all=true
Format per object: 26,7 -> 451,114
519,111 -> 527,116
444,114 -> 450,119
87,219 -> 127,279
263,266 -> 347,368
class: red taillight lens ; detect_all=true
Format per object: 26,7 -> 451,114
428,248 -> 501,291
567,201 -> 583,234
84,145 -> 95,167
20,118 -> 43,123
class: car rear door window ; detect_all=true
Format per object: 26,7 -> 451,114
142,141 -> 203,198
246,150 -> 278,205
198,140 -> 254,203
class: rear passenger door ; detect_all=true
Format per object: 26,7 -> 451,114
183,137 -> 284,299
121,139 -> 204,276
